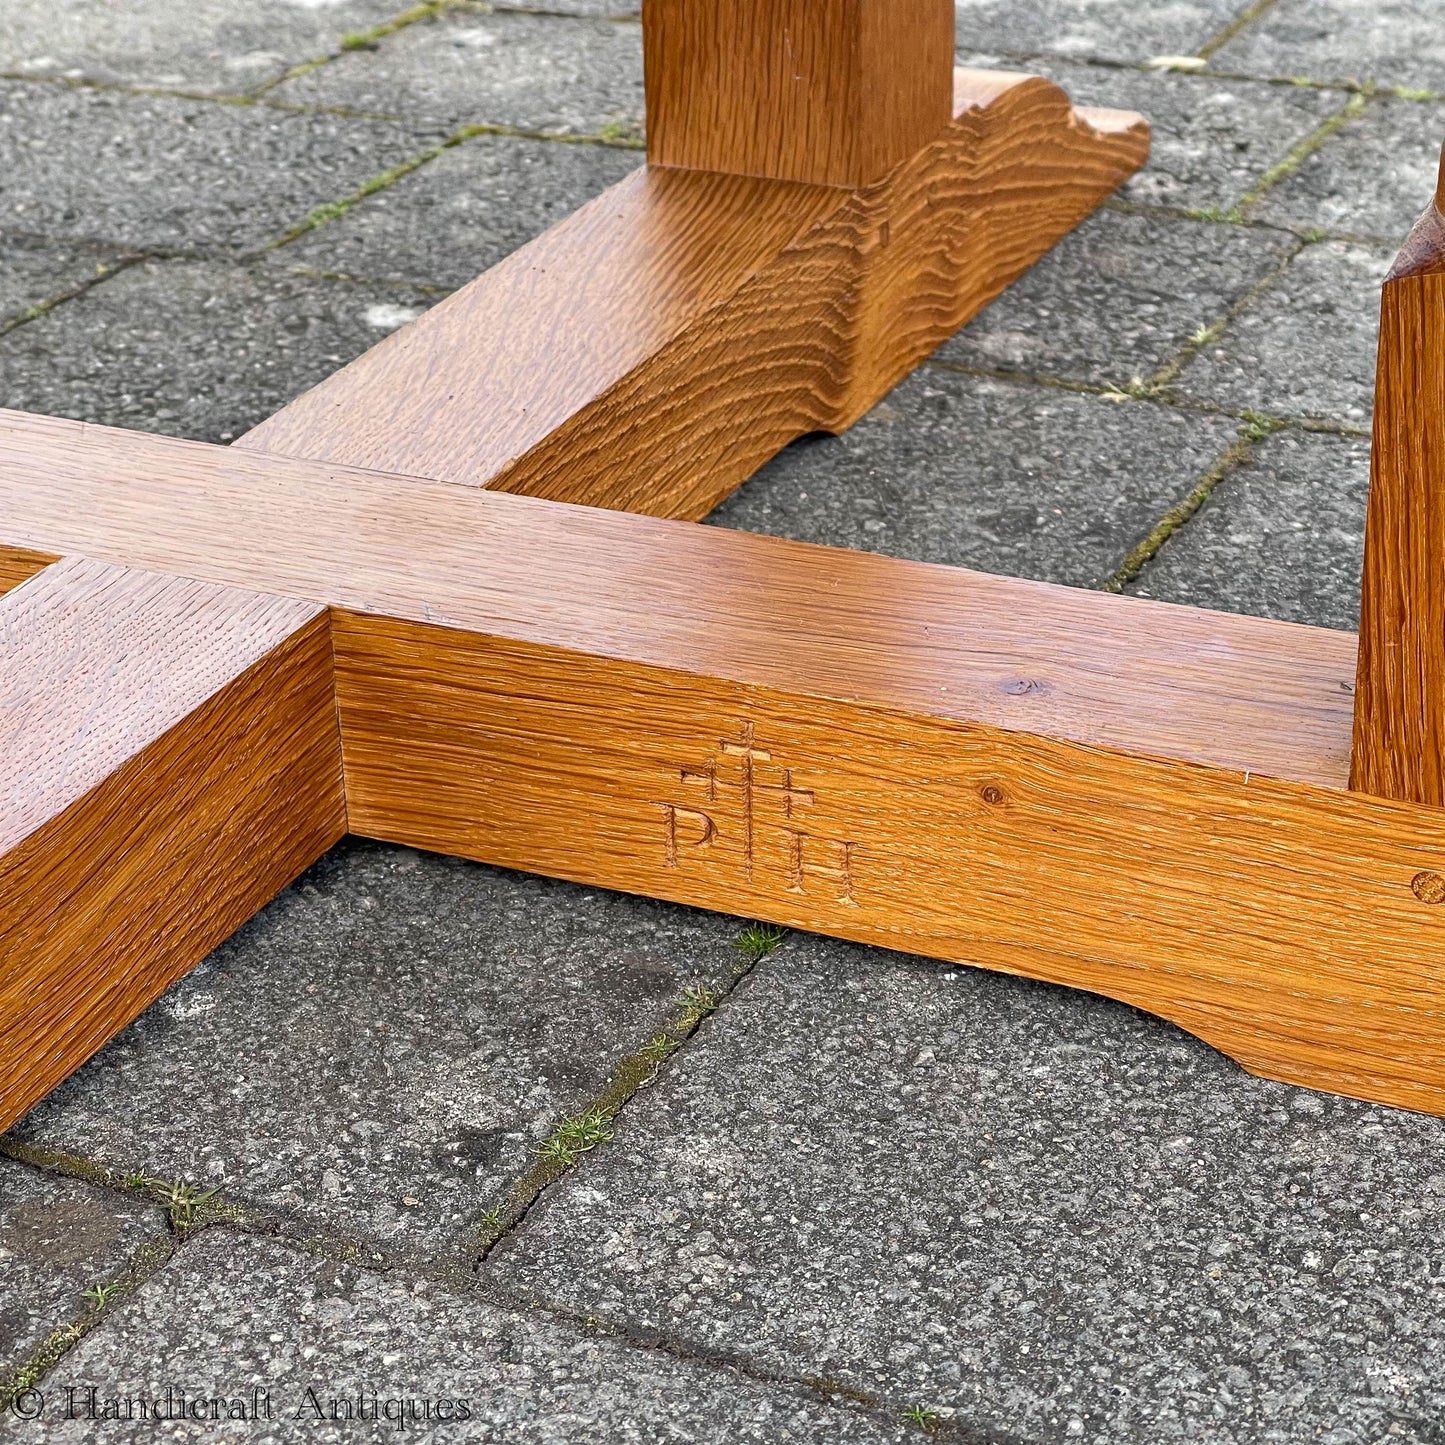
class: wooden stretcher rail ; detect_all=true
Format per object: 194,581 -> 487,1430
11,411 -> 1445,1115
0,408 -> 1353,787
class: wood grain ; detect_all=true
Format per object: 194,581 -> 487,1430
8,415 -> 1445,1111
1353,144 -> 1445,803
0,545 -> 58,596
335,617 -> 1445,1116
0,409 -> 1354,790
0,557 -> 345,1129
238,70 -> 1147,520
643,0 -> 955,187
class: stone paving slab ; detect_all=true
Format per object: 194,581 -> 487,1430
1172,238 -> 1390,425
964,57 -> 1343,215
0,83 -> 440,256
8,1231 -> 910,1444
272,10 -> 645,138
935,208 -> 1296,389
954,0 -> 1241,66
1130,429 -> 1370,631
0,1159 -> 169,1387
0,258 -> 437,443
1254,94 -> 1445,243
276,133 -> 640,290
491,933 -> 1445,1444
0,233 -> 128,329
493,0 -> 639,15
1210,0 -> 1445,93
0,0 -> 405,97
708,369 -> 1239,588
11,840 -> 744,1258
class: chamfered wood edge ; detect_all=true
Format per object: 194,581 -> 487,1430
1386,142 -> 1445,281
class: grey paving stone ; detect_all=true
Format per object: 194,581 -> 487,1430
0,82 -> 440,256
0,1157 -> 168,1384
0,258 -> 438,443
272,10 -> 645,138
493,0 -> 641,13
1254,94 -> 1445,243
965,58 -> 1344,214
709,370 -> 1240,589
1210,0 -> 1445,93
0,0 -> 405,96
0,232 -> 127,328
492,933 -> 1445,1444
14,1232 -> 909,1443
11,840 -> 745,1257
279,133 -> 641,290
937,208 -> 1296,388
1173,238 -> 1390,425
1131,428 -> 1369,631
954,0 -> 1239,64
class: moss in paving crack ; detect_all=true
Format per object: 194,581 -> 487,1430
271,112 -> 644,250
0,1136 -> 118,1189
1098,415 -> 1281,594
0,1234 -> 175,1410
1144,236 -> 1307,392
1232,91 -> 1370,220
271,145 -> 452,247
0,256 -> 144,341
1195,0 -> 1282,61
0,1324 -> 83,1412
465,923 -> 780,1264
253,1 -> 453,94
0,69 -> 266,107
595,117 -> 644,145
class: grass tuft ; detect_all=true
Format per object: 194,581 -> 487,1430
903,1403 -> 942,1433
81,1280 -> 128,1310
536,1105 -> 615,1167
735,922 -> 787,962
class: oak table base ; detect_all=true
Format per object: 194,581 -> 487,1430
2,405 -> 1445,1122
11,34 -> 1445,1128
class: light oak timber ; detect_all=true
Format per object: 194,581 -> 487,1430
0,556 -> 346,1130
1353,143 -> 1445,805
643,0 -> 955,187
14,413 -> 1445,1111
237,70 -> 1148,520
0,411 -> 1354,789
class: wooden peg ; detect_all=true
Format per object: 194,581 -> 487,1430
1352,143 -> 1445,803
642,0 -> 956,187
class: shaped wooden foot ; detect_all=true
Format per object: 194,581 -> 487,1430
241,71 -> 1146,519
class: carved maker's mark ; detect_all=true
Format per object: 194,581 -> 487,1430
655,721 -> 859,905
